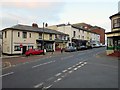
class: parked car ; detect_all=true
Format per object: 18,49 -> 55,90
79,45 -> 87,50
65,46 -> 77,52
25,49 -> 44,56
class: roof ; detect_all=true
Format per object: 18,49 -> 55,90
71,24 -> 99,35
2,24 -> 69,36
109,12 -> 120,19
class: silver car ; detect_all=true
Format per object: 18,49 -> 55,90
65,46 -> 77,52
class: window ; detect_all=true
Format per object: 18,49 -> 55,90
29,33 -> 31,38
55,34 -> 57,39
82,36 -> 84,39
5,31 -> 7,38
82,31 -> 84,34
73,31 -> 76,37
64,36 -> 66,40
39,33 -> 42,39
113,18 -> 120,28
67,37 -> 70,41
23,32 -> 27,38
49,34 -> 52,40
18,32 -> 20,37
14,46 -> 21,51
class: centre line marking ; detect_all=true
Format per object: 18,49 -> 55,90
0,72 -> 14,78
57,78 -> 62,81
77,65 -> 82,68
79,62 -> 82,64
62,70 -> 67,73
34,82 -> 44,88
69,70 -> 73,73
74,68 -> 78,71
55,73 -> 61,77
72,65 -> 76,68
68,67 -> 72,70
45,84 -> 53,89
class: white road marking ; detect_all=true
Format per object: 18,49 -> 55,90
62,70 -> 67,73
44,84 -> 53,89
61,75 -> 65,78
76,63 -> 79,66
84,62 -> 87,64
79,62 -> 82,64
32,61 -> 55,68
69,70 -> 73,73
47,77 -> 54,81
55,73 -> 61,77
74,68 -> 78,71
54,78 -> 62,83
68,67 -> 72,70
57,78 -> 62,81
34,82 -> 44,88
0,72 -> 14,78
77,65 -> 82,68
81,64 -> 85,66
32,64 -> 42,68
72,65 -> 76,68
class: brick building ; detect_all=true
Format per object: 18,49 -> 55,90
73,23 -> 105,44
90,26 -> 105,44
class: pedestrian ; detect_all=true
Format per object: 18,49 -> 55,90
61,48 -> 63,53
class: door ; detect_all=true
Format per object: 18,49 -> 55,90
22,46 -> 27,54
113,36 -> 120,51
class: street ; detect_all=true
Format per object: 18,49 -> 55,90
2,47 -> 118,88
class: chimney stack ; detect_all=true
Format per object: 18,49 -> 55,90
32,23 -> 38,28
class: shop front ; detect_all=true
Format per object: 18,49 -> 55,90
36,40 -> 55,52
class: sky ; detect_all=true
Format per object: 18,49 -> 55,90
0,0 -> 119,32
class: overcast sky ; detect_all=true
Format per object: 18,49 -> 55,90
0,0 -> 119,32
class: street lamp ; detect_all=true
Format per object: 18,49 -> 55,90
43,22 -> 48,55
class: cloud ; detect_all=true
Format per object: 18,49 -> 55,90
0,1 -> 66,29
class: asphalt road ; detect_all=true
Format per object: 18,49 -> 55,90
2,47 -> 118,88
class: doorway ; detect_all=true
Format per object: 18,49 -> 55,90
22,46 -> 27,54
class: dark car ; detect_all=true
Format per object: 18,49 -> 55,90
65,46 -> 77,52
25,49 -> 44,56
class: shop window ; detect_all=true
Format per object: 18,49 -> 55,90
14,46 -> 21,51
23,32 -> 27,38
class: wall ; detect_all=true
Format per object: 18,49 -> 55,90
13,30 -> 38,54
2,30 -> 12,54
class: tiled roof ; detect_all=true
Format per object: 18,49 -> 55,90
2,24 -> 69,35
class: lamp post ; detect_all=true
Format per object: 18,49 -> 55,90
43,22 -> 48,55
